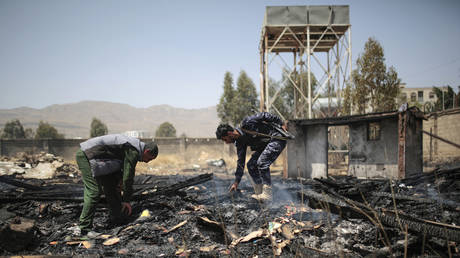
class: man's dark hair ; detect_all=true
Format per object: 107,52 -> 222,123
216,124 -> 234,139
144,142 -> 159,158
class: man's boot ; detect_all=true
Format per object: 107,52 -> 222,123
250,184 -> 263,199
254,184 -> 263,194
253,184 -> 272,202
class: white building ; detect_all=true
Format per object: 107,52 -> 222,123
122,130 -> 150,139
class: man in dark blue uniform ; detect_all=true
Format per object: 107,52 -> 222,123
216,112 -> 288,201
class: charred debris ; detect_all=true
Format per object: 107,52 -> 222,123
0,153 -> 459,257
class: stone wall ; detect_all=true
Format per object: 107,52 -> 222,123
0,137 -> 233,161
423,108 -> 460,161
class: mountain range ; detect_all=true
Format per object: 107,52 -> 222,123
0,101 -> 219,138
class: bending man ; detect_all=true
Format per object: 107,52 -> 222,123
216,112 -> 287,201
76,134 -> 158,235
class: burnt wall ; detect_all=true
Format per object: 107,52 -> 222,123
348,118 -> 399,178
287,124 -> 307,178
287,124 -> 328,179
405,113 -> 423,177
0,137 -> 231,161
306,125 -> 328,178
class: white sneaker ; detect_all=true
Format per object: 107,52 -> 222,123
68,225 -> 81,236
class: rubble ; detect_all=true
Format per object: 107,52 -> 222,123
0,153 -> 458,257
0,152 -> 79,179
207,158 -> 226,168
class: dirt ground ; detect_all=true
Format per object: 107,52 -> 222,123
132,152 -> 285,177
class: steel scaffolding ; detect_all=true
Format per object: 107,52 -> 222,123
259,6 -> 352,119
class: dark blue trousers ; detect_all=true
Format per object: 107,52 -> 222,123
246,139 -> 286,185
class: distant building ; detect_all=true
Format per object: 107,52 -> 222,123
399,83 -> 448,106
122,130 -> 150,139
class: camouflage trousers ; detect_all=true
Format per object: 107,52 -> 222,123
246,139 -> 286,185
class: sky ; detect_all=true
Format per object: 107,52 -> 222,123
0,0 -> 459,110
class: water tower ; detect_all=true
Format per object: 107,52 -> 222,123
259,6 -> 351,119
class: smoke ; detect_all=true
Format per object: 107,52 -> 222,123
273,183 -> 297,204
270,180 -> 310,209
209,176 -> 235,200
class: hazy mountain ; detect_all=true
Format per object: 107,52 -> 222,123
0,101 -> 219,138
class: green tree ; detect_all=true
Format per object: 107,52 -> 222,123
278,70 -> 318,119
90,118 -> 108,137
375,66 -> 401,111
35,121 -> 64,139
349,69 -> 370,114
217,72 -> 236,125
433,86 -> 457,111
350,37 -> 401,114
233,70 -> 259,125
341,82 -> 353,115
268,78 -> 290,120
1,119 -> 25,139
24,128 -> 35,139
155,122 -> 176,137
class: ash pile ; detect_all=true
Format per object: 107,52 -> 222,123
0,156 -> 459,257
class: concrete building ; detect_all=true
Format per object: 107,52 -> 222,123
122,130 -> 150,139
399,83 -> 448,106
286,107 -> 425,179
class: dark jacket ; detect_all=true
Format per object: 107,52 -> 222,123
234,112 -> 284,183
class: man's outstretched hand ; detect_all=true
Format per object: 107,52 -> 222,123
228,182 -> 238,193
121,202 -> 132,216
282,122 -> 288,131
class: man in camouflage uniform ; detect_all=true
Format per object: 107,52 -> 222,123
76,134 -> 158,235
216,112 -> 288,201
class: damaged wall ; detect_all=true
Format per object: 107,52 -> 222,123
287,124 -> 328,179
0,139 -> 82,161
0,138 -> 232,161
287,108 -> 424,179
404,112 -> 423,177
348,118 -> 399,178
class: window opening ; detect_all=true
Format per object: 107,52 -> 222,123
418,91 -> 424,102
368,122 -> 381,141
